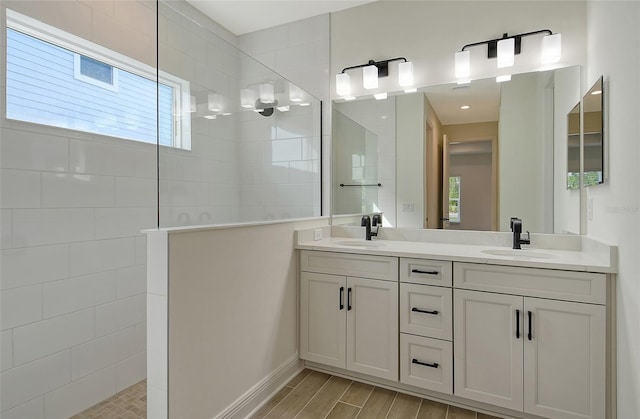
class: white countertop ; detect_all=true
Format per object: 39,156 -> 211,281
296,236 -> 616,273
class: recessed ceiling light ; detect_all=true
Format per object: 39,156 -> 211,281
203,115 -> 217,119
591,90 -> 602,95
461,105 -> 471,110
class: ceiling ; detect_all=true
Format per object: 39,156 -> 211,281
424,77 -> 501,126
187,0 -> 376,35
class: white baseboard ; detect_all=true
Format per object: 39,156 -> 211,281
214,354 -> 303,419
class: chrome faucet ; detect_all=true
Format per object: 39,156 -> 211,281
510,217 -> 531,249
361,214 -> 381,240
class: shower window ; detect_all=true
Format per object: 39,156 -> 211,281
5,9 -> 190,149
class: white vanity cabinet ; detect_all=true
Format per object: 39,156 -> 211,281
453,262 -> 606,419
399,258 -> 454,394
299,251 -> 399,381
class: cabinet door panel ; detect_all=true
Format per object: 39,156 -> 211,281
524,298 -> 605,419
300,272 -> 346,368
400,283 -> 452,340
454,289 -> 523,411
347,277 -> 398,381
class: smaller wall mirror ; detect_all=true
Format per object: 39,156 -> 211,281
583,76 -> 604,186
567,102 -> 580,190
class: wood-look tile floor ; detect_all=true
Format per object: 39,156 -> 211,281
251,369 -> 501,419
71,379 -> 147,418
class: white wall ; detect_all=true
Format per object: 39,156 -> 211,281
396,93 -> 426,228
553,65 -> 582,234
331,1 -> 587,100
585,2 -> 640,417
0,2 -> 153,417
146,219 -> 329,419
498,72 -> 549,232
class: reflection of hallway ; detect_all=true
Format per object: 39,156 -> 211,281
448,140 -> 494,231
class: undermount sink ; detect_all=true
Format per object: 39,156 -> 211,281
334,240 -> 385,248
481,249 -> 557,259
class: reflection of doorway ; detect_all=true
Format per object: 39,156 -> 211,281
443,138 -> 497,231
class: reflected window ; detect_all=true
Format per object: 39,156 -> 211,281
449,176 -> 461,223
6,10 -> 190,149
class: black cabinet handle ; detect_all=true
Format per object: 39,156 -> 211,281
412,307 -> 439,315
528,311 -> 532,341
412,359 -> 439,368
516,309 -> 520,339
411,269 -> 439,275
339,287 -> 344,310
347,287 -> 352,311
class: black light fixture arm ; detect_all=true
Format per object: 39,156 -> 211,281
340,57 -> 408,78
460,29 -> 553,59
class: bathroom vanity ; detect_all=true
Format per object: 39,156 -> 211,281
296,227 -> 616,419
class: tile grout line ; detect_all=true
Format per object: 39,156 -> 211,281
354,385 -> 375,419
413,398 -> 423,419
383,392 -> 399,419
322,379 -> 354,419
259,371 -> 313,419
445,404 -> 450,419
292,374 -> 333,419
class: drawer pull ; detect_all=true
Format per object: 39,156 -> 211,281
339,287 -> 344,310
516,309 -> 520,339
412,307 -> 439,315
411,269 -> 439,275
412,359 -> 439,368
347,287 -> 352,311
528,311 -> 533,341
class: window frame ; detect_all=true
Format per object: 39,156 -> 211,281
6,9 -> 191,150
449,175 -> 461,224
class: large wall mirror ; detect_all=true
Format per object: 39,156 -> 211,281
332,65 -> 582,234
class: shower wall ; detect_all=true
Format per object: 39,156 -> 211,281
158,3 -> 323,228
0,1 -> 154,417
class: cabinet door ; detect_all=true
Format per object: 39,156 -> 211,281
300,272 -> 346,368
524,298 -> 606,419
346,277 -> 398,381
454,289 -> 524,411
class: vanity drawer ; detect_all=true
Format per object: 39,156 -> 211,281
400,258 -> 452,286
400,283 -> 452,340
400,334 -> 452,395
300,250 -> 398,281
453,262 -> 607,304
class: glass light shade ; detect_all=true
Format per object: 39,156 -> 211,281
455,50 -> 470,78
497,38 -> 515,68
398,61 -> 414,87
336,73 -> 351,96
240,88 -> 256,108
289,83 -> 304,102
541,33 -> 562,64
208,93 -> 223,112
363,65 -> 378,89
259,83 -> 275,104
187,95 -> 196,113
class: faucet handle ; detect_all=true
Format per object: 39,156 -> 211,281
360,215 -> 370,227
521,230 -> 531,245
372,214 -> 382,227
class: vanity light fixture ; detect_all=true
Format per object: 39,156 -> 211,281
259,83 -> 275,104
207,93 -> 223,112
336,57 -> 413,96
455,29 -> 561,78
240,88 -> 256,109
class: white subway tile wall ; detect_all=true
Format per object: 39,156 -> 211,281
0,1 -> 152,417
